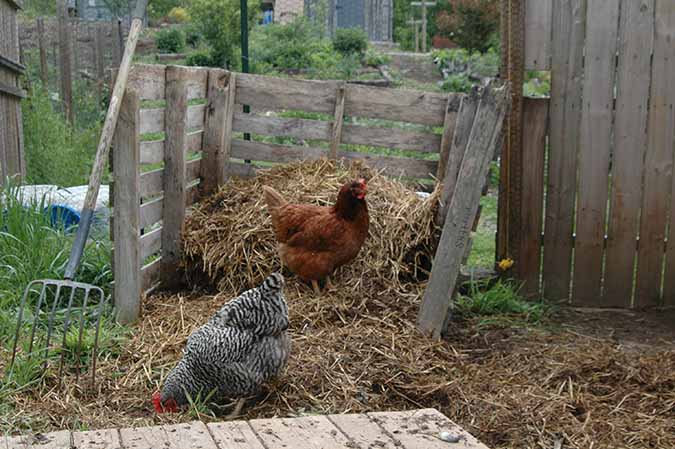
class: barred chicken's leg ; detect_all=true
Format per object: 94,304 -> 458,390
311,280 -> 321,294
225,398 -> 246,420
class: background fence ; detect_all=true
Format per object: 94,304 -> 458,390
500,0 -> 675,309
0,0 -> 26,181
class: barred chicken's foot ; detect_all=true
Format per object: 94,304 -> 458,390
225,398 -> 246,420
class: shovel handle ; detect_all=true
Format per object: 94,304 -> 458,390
64,0 -> 149,280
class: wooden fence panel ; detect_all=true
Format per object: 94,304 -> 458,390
643,0 -> 675,306
542,0 -> 586,303
524,0 -> 552,70
519,98 -> 548,297
603,0 -> 654,307
571,0 -> 620,305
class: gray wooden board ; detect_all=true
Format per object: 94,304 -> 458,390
572,0 -> 620,305
139,104 -> 206,135
6,430 -> 71,449
119,421 -> 218,449
126,64 -> 210,101
141,257 -> 160,292
139,130 -> 203,165
417,82 -> 508,339
327,414 -> 399,449
249,415 -> 351,449
200,69 -> 231,194
206,422 -> 265,449
524,0 -> 553,70
368,409 -> 489,449
603,0 -> 655,307
140,158 -> 201,199
72,429 -> 120,449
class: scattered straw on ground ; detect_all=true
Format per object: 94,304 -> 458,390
4,160 -> 675,449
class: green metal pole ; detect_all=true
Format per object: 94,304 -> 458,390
241,0 -> 251,147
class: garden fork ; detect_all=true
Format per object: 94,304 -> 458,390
7,0 -> 149,387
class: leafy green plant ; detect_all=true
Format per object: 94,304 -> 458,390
155,28 -> 186,53
168,6 -> 190,23
440,73 -> 473,92
186,50 -> 216,67
333,28 -> 368,56
250,19 -> 325,72
184,24 -> 203,47
432,0 -> 499,53
364,48 -> 391,67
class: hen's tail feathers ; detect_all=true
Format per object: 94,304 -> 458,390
262,185 -> 287,210
262,272 -> 285,292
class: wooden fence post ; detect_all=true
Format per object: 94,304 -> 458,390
112,18 -> 122,67
202,70 -> 235,194
37,17 -> 48,87
329,83 -> 346,159
418,82 -> 510,340
94,24 -> 104,97
58,0 -> 74,124
113,89 -> 141,324
161,66 -> 189,288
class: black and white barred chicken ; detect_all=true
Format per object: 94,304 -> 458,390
152,272 -> 291,414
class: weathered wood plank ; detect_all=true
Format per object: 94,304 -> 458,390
126,64 -> 210,101
418,82 -> 508,339
327,414 -> 398,449
604,0 -> 654,307
37,17 -> 48,86
207,422 -> 265,449
436,88 -> 479,225
6,431 -> 71,449
228,161 -> 258,178
369,409 -> 489,449
140,197 -> 162,229
140,158 -> 201,198
344,83 -> 457,126
519,97 -> 548,297
230,139 -> 325,163
638,0 -> 675,307
232,112 -> 442,152
249,415 -> 351,449
201,70 -> 233,194
329,83 -> 346,158
139,130 -> 203,165
235,71 -> 339,114
436,93 -> 460,182
139,104 -> 206,135
113,89 -> 141,325
120,421 -> 218,449
542,0 -> 586,303
140,226 -> 162,261
141,257 -> 161,292
72,428 -> 120,449
525,0 -> 553,70
161,66 -> 188,288
341,151 -> 437,179
572,0 -> 620,305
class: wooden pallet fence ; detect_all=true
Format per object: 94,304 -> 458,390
504,0 -> 675,308
112,64 -> 465,322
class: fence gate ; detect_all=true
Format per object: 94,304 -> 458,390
500,0 -> 675,309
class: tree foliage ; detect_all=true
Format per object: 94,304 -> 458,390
432,0 -> 499,53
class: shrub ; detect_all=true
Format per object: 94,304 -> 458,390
155,28 -> 186,53
332,27 -> 368,56
167,6 -> 190,23
433,0 -> 499,53
186,50 -> 216,67
249,19 -> 326,71
185,24 -> 203,47
363,48 -> 391,67
440,73 -> 473,93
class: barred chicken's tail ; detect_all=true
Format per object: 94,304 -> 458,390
262,185 -> 287,210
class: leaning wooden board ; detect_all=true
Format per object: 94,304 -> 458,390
2,409 -> 490,449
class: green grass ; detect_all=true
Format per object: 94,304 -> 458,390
456,279 -> 551,327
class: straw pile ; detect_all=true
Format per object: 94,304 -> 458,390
182,158 -> 440,294
5,159 -> 675,448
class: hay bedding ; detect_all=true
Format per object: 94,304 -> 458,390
5,160 -> 675,449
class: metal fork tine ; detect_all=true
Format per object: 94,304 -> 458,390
9,280 -> 42,374
27,282 -> 48,356
57,286 -> 78,386
90,287 -> 107,387
42,284 -> 63,372
74,287 -> 91,384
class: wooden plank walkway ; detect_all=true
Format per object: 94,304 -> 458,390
3,409 -> 489,449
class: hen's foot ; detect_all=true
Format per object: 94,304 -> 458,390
311,280 -> 321,294
225,398 -> 246,420
326,276 -> 335,290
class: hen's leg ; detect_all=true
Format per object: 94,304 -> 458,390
225,398 -> 246,420
326,276 -> 335,290
311,280 -> 321,294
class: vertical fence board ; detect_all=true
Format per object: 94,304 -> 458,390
571,0 -> 620,305
329,83 -> 345,159
603,0 -> 654,307
201,69 -> 230,194
436,94 -> 461,184
161,66 -> 189,288
519,97 -> 548,297
95,24 -> 104,96
643,0 -> 675,306
113,90 -> 141,324
542,0 -> 586,303
524,0 -> 553,70
58,1 -> 73,124
37,17 -> 48,86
